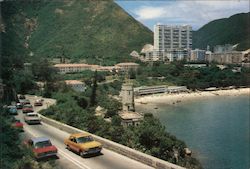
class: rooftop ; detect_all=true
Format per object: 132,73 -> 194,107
119,111 -> 143,120
116,62 -> 139,66
65,80 -> 84,85
54,63 -> 96,68
31,137 -> 50,144
70,133 -> 90,138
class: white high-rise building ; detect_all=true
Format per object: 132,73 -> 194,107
154,24 -> 192,51
153,24 -> 192,61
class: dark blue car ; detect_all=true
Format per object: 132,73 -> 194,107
8,106 -> 18,115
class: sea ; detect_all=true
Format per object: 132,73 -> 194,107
136,95 -> 249,169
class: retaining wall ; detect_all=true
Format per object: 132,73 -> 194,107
40,114 -> 186,169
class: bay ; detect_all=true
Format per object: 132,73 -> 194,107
136,95 -> 250,169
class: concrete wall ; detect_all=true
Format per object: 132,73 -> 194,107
40,114 -> 186,169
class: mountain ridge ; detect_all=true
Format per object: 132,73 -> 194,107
193,12 -> 250,51
1,0 -> 153,65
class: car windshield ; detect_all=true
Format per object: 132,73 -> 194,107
24,105 -> 32,108
34,140 -> 52,148
76,136 -> 94,143
28,114 -> 38,117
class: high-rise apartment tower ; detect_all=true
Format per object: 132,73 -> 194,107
154,25 -> 192,51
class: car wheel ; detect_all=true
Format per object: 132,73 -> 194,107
66,145 -> 71,150
79,151 -> 85,157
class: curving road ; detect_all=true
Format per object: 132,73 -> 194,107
17,95 -> 154,169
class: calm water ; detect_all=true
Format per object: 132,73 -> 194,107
137,95 -> 250,169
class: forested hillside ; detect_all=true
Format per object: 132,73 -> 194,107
1,0 -> 153,65
193,12 -> 250,51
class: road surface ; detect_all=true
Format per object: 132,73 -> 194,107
17,95 -> 154,169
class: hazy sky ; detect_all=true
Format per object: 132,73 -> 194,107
115,0 -> 250,30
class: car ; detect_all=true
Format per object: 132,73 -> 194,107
24,112 -> 41,124
22,104 -> 34,113
22,99 -> 31,105
34,99 -> 43,106
7,105 -> 18,115
16,103 -> 23,109
11,118 -> 24,131
24,137 -> 58,159
18,94 -> 26,100
64,133 -> 102,157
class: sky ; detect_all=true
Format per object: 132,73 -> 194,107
115,0 -> 250,30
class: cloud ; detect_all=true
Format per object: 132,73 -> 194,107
135,6 -> 166,20
132,0 -> 249,29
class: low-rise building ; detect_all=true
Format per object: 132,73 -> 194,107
119,111 -> 143,127
54,64 -> 94,73
65,80 -> 86,92
115,62 -> 139,72
166,86 -> 188,93
190,49 -> 206,61
134,85 -> 188,95
134,85 -> 167,96
207,51 -> 243,64
213,44 -> 234,53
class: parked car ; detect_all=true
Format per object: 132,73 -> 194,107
24,137 -> 57,159
22,104 -> 33,113
64,133 -> 102,157
24,112 -> 41,124
11,118 -> 24,131
16,103 -> 23,109
34,99 -> 43,106
7,106 -> 18,115
18,94 -> 26,100
22,99 -> 31,105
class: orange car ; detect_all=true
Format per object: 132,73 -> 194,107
64,133 -> 102,157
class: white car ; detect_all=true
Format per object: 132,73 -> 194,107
24,112 -> 41,124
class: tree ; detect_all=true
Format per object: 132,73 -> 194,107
90,70 -> 98,106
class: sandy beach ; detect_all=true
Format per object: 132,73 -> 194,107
135,88 -> 250,106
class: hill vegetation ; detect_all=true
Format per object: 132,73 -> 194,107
193,12 -> 250,51
1,0 -> 153,65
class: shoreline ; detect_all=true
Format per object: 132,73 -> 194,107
135,88 -> 250,106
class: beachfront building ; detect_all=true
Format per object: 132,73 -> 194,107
167,86 -> 188,93
134,85 -> 167,96
65,80 -> 86,92
134,85 -> 188,96
119,111 -> 143,127
153,24 -> 192,61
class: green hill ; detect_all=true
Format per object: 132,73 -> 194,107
193,12 -> 250,51
1,0 -> 153,65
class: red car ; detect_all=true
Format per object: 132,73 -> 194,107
11,119 -> 24,131
22,104 -> 33,113
25,137 -> 58,159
